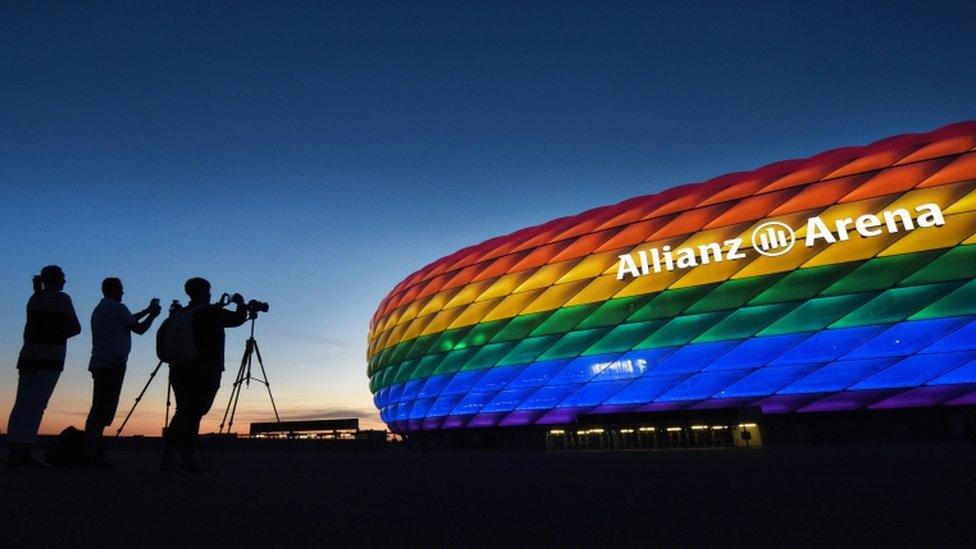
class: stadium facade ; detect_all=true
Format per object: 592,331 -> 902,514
368,122 -> 976,448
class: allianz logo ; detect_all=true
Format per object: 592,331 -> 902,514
616,202 -> 946,280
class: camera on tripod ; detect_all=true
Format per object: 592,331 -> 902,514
216,293 -> 270,315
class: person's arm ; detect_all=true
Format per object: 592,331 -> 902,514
128,299 -> 161,335
63,295 -> 82,339
219,293 -> 249,328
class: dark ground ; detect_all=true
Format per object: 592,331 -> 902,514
2,444 -> 975,548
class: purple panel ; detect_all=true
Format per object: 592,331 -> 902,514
690,397 -> 756,410
637,401 -> 693,412
467,413 -> 504,428
499,410 -> 543,426
440,415 -> 469,429
798,390 -> 894,412
537,407 -> 584,424
868,385 -> 974,409
945,389 -> 976,406
406,419 -> 423,431
421,417 -> 443,430
752,394 -> 824,414
587,404 -> 642,415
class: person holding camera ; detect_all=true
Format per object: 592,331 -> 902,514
6,265 -> 81,468
160,277 -> 247,473
83,277 -> 162,466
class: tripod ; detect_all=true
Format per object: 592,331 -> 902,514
217,312 -> 282,435
116,360 -> 173,437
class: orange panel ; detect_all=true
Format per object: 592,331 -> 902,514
704,189 -> 798,229
594,216 -> 673,253
508,241 -> 572,273
414,272 -> 453,301
550,209 -> 615,242
760,162 -> 844,193
643,187 -> 715,218
510,219 -> 577,253
698,178 -> 768,206
470,251 -> 529,282
439,264 -> 481,292
548,229 -> 619,263
917,152 -> 976,188
897,135 -> 976,165
648,204 -> 730,240
839,157 -> 952,203
594,197 -> 661,230
767,174 -> 871,216
826,141 -> 920,178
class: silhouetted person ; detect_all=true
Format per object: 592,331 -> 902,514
160,277 -> 246,473
83,278 -> 162,466
6,266 -> 81,468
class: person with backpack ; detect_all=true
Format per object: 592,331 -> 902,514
159,277 -> 247,473
6,265 -> 82,469
83,277 -> 162,466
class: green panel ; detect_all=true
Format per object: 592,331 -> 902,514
393,359 -> 422,385
901,245 -> 976,286
530,303 -> 601,337
750,264 -> 855,305
489,312 -> 553,343
386,339 -> 414,368
685,275 -> 783,314
694,303 -> 798,342
537,328 -> 613,361
427,326 -> 473,354
403,333 -> 438,361
373,347 -> 396,373
575,295 -> 656,329
759,293 -> 878,336
454,319 -> 507,349
627,285 -> 716,322
583,320 -> 667,355
634,311 -> 730,349
460,341 -> 519,371
820,252 -> 940,296
911,279 -> 976,319
497,335 -> 562,366
430,348 -> 478,377
831,281 -> 963,328
376,364 -> 396,390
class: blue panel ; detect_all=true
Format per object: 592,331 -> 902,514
557,380 -> 633,407
604,375 -> 688,405
849,351 -> 976,390
777,358 -> 898,394
920,317 -> 976,354
928,357 -> 976,385
481,388 -> 538,413
374,387 -> 390,407
418,374 -> 452,399
648,341 -> 740,375
399,378 -> 425,403
450,391 -> 498,416
705,334 -> 810,371
379,406 -> 392,423
591,347 -> 677,381
387,382 -> 405,404
655,370 -> 749,402
714,364 -> 821,398
394,402 -> 411,421
547,353 -> 623,385
506,359 -> 572,389
440,370 -> 486,396
427,394 -> 462,417
515,384 -> 582,410
471,365 -> 527,392
844,318 -> 971,360
771,325 -> 885,365
408,398 -> 434,419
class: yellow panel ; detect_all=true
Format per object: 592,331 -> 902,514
962,230 -> 976,245
613,269 -> 684,298
481,289 -> 545,322
802,233 -> 901,268
556,250 -> 626,284
448,297 -> 505,329
882,181 -> 974,214
521,280 -> 591,314
392,299 -> 424,329
417,287 -> 461,318
945,187 -> 976,215
477,271 -> 534,301
418,306 -> 465,337
733,242 -> 826,278
878,211 -> 976,257
381,321 -> 412,351
443,279 -> 495,310
514,260 -> 580,293
670,253 -> 753,288
564,275 -> 625,306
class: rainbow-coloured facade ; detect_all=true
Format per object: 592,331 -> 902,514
368,122 -> 976,434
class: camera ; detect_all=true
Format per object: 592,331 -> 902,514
246,299 -> 270,314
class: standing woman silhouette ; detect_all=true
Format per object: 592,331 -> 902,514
6,265 -> 81,468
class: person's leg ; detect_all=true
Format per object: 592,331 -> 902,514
161,368 -> 188,470
83,362 -> 126,462
179,370 -> 221,468
6,369 -> 61,466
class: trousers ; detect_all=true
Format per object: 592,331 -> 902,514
7,369 -> 62,444
164,367 -> 221,458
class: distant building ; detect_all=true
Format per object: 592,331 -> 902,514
367,122 -> 976,448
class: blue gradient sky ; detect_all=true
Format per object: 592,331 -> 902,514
2,2 -> 975,434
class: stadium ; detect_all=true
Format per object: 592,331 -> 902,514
367,121 -> 976,448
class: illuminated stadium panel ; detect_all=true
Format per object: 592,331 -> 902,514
367,122 -> 976,433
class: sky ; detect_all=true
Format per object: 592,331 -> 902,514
1,1 -> 975,436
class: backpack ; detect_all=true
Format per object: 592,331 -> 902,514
44,426 -> 88,467
157,305 -> 203,364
